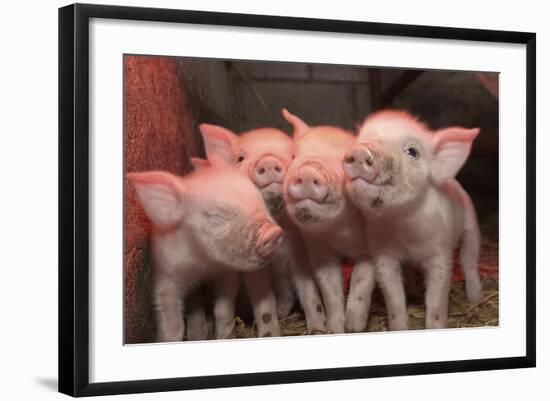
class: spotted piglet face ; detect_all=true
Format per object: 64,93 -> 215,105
342,110 -> 479,217
281,109 -> 355,233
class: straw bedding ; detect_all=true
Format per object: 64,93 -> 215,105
229,218 -> 499,338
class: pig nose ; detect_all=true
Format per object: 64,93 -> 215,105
252,156 -> 285,188
342,144 -> 378,182
288,165 -> 328,202
256,222 -> 283,257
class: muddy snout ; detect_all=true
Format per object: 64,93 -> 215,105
342,143 -> 380,183
256,221 -> 284,257
287,164 -> 329,203
252,155 -> 285,189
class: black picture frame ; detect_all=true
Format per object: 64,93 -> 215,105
58,3 -> 536,397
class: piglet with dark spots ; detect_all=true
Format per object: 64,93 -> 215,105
198,123 -> 325,337
342,110 -> 482,331
282,109 -> 369,334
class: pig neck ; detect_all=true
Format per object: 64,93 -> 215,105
269,206 -> 288,225
365,182 -> 430,223
365,185 -> 457,261
277,209 -> 299,230
151,226 -> 212,289
310,200 -> 365,255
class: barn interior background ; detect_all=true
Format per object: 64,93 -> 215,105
124,55 -> 499,344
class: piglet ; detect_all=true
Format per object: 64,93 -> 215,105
343,109 -> 482,331
198,124 -> 326,336
282,109 -> 368,334
127,163 -> 283,342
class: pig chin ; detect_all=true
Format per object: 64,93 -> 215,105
288,199 -> 330,226
260,184 -> 285,214
222,239 -> 272,272
348,178 -> 389,214
245,253 -> 273,271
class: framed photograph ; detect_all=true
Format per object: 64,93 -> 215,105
58,3 -> 536,397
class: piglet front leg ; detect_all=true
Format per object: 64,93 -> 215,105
375,256 -> 409,331
153,276 -> 185,342
424,253 -> 453,329
286,230 -> 326,333
271,263 -> 296,320
461,202 -> 482,302
185,287 -> 210,340
292,262 -> 327,334
308,249 -> 345,334
213,272 -> 240,339
345,257 -> 375,333
243,269 -> 281,337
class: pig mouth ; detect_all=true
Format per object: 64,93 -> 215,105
294,206 -> 320,223
293,197 -> 328,208
259,181 -> 283,190
350,178 -> 389,210
265,193 -> 284,213
352,178 -> 380,199
290,199 -> 327,224
352,175 -> 393,187
235,220 -> 280,269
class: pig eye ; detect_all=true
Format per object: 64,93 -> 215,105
237,155 -> 245,163
405,147 -> 418,159
202,208 -> 235,228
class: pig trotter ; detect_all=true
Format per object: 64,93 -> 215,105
153,280 -> 185,342
424,256 -> 452,329
375,257 -> 409,331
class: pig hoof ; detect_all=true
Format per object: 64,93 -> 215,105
306,319 -> 327,334
187,324 -> 210,341
260,327 -> 280,337
388,317 -> 409,331
308,320 -> 327,334
426,313 -> 447,329
327,319 -> 345,334
276,300 -> 295,320
466,279 -> 482,303
344,315 -> 366,333
216,322 -> 236,339
426,322 -> 447,330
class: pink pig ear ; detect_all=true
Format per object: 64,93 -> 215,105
127,171 -> 185,226
282,108 -> 309,139
431,127 -> 480,185
190,157 -> 210,171
199,124 -> 238,166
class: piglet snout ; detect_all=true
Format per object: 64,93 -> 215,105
253,156 -> 285,188
256,222 -> 283,257
343,144 -> 379,183
287,164 -> 328,203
